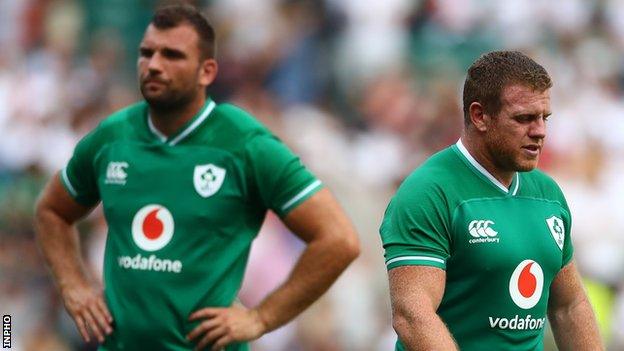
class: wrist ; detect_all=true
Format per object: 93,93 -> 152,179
58,275 -> 89,294
251,307 -> 270,336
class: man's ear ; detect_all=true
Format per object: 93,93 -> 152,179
469,102 -> 489,132
199,58 -> 218,87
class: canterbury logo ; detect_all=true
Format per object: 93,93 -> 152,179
468,220 -> 500,244
469,220 -> 498,237
105,161 -> 128,185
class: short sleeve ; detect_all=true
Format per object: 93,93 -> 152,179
60,130 -> 101,207
548,178 -> 574,268
560,200 -> 574,268
245,134 -> 322,218
379,178 -> 451,271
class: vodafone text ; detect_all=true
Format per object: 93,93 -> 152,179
489,315 -> 545,330
118,253 -> 182,273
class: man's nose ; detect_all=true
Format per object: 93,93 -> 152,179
147,53 -> 163,72
529,117 -> 546,139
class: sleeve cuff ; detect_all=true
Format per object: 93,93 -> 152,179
60,167 -> 79,198
385,255 -> 447,270
277,179 -> 323,216
58,168 -> 99,207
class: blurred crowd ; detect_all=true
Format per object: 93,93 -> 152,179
0,0 -> 623,350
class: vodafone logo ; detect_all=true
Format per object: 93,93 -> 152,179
508,260 -> 544,309
131,205 -> 174,252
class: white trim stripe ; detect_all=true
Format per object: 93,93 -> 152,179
512,173 -> 520,195
280,180 -> 322,211
147,115 -> 167,142
61,167 -> 78,197
386,256 -> 445,266
169,100 -> 216,146
456,139 -> 514,194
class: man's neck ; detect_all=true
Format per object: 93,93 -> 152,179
149,96 -> 206,137
460,134 -> 515,189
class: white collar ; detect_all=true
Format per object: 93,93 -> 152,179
456,139 -> 519,195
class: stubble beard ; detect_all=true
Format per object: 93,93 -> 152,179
141,85 -> 197,113
486,132 -> 538,173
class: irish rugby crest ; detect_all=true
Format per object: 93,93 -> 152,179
194,164 -> 226,198
545,216 -> 565,250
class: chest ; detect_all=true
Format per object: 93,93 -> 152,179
449,197 -> 567,279
94,142 -> 251,228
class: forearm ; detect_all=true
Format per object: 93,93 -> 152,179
35,208 -> 90,291
34,177 -> 112,343
394,311 -> 458,351
389,266 -> 456,351
549,297 -> 603,351
254,236 -> 357,332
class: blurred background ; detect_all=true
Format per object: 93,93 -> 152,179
0,0 -> 623,350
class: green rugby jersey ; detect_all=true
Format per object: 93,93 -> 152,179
380,140 -> 573,351
60,98 -> 323,351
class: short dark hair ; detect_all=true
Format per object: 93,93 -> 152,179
462,51 -> 552,125
152,4 -> 216,59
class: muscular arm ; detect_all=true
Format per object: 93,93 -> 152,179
35,176 -> 92,290
253,188 -> 360,329
34,175 -> 112,342
548,261 -> 603,351
188,188 -> 360,350
389,266 -> 458,351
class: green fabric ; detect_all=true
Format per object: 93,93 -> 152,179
62,99 -> 321,350
380,142 -> 574,351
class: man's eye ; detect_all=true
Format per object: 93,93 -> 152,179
162,49 -> 185,59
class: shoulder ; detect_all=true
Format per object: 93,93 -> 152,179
521,168 -> 566,201
100,102 -> 146,128
74,102 -> 146,154
90,101 -> 147,140
211,103 -> 272,139
391,147 -> 464,210
519,168 -> 570,214
399,148 -> 463,196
